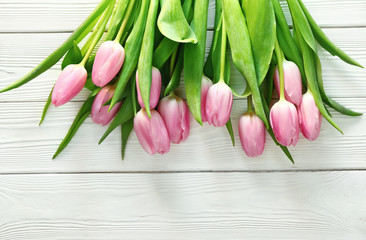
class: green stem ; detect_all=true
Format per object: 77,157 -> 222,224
274,38 -> 285,100
219,16 -> 227,83
80,0 -> 116,66
115,0 -> 136,42
170,47 -> 179,77
247,95 -> 253,113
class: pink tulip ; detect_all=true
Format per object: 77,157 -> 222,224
158,95 -> 190,144
91,86 -> 122,126
134,109 -> 170,155
92,41 -> 125,87
270,100 -> 299,146
274,60 -> 302,106
136,67 -> 162,109
239,113 -> 266,157
201,76 -> 213,123
206,81 -> 233,127
52,64 -> 87,107
298,91 -> 322,141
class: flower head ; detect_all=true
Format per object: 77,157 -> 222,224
52,64 -> 87,107
239,113 -> 266,157
298,91 -> 322,141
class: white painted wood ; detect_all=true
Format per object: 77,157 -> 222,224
0,98 -> 364,173
0,172 -> 366,240
0,28 -> 365,102
1,0 -> 366,32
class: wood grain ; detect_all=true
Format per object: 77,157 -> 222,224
0,98 -> 364,173
1,0 -> 366,33
0,28 -> 365,102
0,172 -> 365,240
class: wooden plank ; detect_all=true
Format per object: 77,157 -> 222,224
0,98 -> 364,173
0,172 -> 365,239
0,27 -> 365,102
0,0 -> 366,32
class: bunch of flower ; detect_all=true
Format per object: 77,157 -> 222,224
1,0 -> 362,162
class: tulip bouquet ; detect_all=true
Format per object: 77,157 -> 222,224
1,0 -> 362,162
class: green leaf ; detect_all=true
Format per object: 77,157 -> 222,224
223,0 -> 268,129
109,0 -> 150,111
53,96 -> 95,159
153,0 -> 194,70
297,0 -> 363,68
225,118 -> 235,147
313,52 -> 362,116
99,96 -> 134,144
184,0 -> 209,125
0,0 -> 111,93
158,0 -> 197,43
84,76 -> 98,92
138,0 -> 159,118
121,118 -> 134,160
242,0 -> 276,84
61,41 -> 83,70
39,85 -> 54,126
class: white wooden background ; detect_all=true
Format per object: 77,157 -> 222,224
0,0 -> 366,239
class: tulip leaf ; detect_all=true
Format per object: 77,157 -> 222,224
294,22 -> 343,134
39,85 -> 54,126
110,0 -> 150,111
184,0 -> 209,125
84,76 -> 98,92
153,0 -> 194,70
297,0 -> 363,68
131,74 -> 138,116
271,0 -> 306,85
165,48 -> 183,96
53,96 -> 95,159
0,0 -> 111,94
225,118 -> 235,147
222,0 -> 268,129
138,0 -> 159,118
158,0 -> 197,43
313,53 -> 362,116
99,96 -> 134,144
242,0 -> 276,85
121,118 -> 134,160
61,41 -> 83,70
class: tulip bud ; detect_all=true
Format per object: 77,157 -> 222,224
158,95 -> 190,144
136,67 -> 162,109
91,86 -> 122,126
270,100 -> 299,146
239,113 -> 266,157
201,76 -> 213,123
92,41 -> 125,87
298,91 -> 322,141
206,81 -> 233,127
274,60 -> 302,106
134,109 -> 170,155
52,64 -> 87,107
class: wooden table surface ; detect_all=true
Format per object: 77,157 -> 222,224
0,0 -> 366,239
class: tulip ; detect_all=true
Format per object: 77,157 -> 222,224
158,95 -> 190,144
206,81 -> 233,127
238,113 -> 266,157
298,91 -> 322,141
52,64 -> 87,107
134,109 -> 170,155
136,67 -> 162,109
270,100 -> 299,146
91,86 -> 122,126
274,60 -> 302,106
92,41 -> 125,87
201,76 -> 213,123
